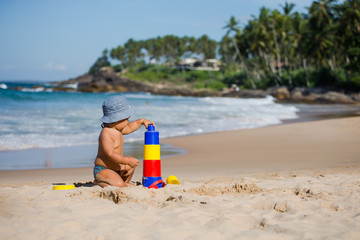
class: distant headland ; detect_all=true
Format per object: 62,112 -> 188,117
55,0 -> 359,104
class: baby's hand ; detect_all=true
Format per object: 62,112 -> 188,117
128,157 -> 140,167
143,119 -> 156,129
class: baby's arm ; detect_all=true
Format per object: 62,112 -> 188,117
121,118 -> 155,135
100,132 -> 139,167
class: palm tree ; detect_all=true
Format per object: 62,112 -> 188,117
89,49 -> 111,74
335,0 -> 360,72
223,16 -> 247,69
110,45 -> 125,64
144,38 -> 159,63
281,2 -> 296,15
123,38 -> 144,67
219,35 -> 233,64
196,35 -> 217,60
280,2 -> 296,86
292,12 -> 311,86
250,7 -> 284,86
306,0 -> 337,69
186,36 -> 197,57
269,9 -> 284,79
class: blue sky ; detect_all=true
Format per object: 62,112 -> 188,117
0,0 -> 316,82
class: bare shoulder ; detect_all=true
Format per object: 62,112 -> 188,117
99,128 -> 113,141
99,127 -> 121,141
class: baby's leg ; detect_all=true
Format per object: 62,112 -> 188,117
95,169 -> 126,187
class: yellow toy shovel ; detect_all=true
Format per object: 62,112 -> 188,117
166,175 -> 180,185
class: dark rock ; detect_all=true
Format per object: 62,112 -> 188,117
51,86 -> 78,92
222,89 -> 268,98
269,86 -> 291,100
316,91 -> 355,104
74,67 -> 151,93
350,93 -> 360,102
285,88 -> 359,104
57,74 -> 94,87
306,87 -> 331,95
9,86 -> 25,91
288,88 -> 357,104
80,83 -> 116,93
291,88 -> 305,101
303,93 -> 323,103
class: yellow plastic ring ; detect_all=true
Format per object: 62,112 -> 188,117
52,184 -> 76,190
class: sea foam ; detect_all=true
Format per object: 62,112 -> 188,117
0,88 -> 299,151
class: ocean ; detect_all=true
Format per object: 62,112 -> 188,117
0,81 -> 301,170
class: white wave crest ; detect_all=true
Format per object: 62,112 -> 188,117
0,92 -> 299,151
0,83 -> 8,89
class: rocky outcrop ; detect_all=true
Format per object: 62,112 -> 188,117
56,67 -> 219,97
55,68 -> 360,104
221,89 -> 268,98
269,87 -> 291,100
149,85 -> 219,97
221,87 -> 359,104
351,93 -> 360,102
270,87 -> 357,104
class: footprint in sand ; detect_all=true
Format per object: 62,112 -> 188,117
273,201 -> 289,213
189,183 -> 262,196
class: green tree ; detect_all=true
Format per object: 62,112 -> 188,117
88,49 -> 111,74
110,45 -> 125,63
196,34 -> 217,59
219,35 -> 233,64
335,0 -> 360,72
123,38 -> 144,67
292,11 -> 311,86
223,16 -> 247,69
162,35 -> 181,65
280,2 -> 297,85
144,37 -> 163,63
186,36 -> 197,55
304,0 -> 337,68
269,9 -> 284,79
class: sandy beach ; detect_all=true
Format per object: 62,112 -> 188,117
1,117 -> 360,239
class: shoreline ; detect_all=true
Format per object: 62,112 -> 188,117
280,103 -> 360,124
4,79 -> 360,104
161,117 -> 360,178
1,116 -> 359,183
0,142 -> 184,172
1,103 -> 360,172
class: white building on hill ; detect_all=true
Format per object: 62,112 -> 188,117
176,58 -> 220,71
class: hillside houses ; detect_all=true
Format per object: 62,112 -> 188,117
175,58 -> 220,71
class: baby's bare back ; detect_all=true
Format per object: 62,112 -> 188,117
94,128 -> 124,171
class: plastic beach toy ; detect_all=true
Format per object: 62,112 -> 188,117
142,124 -> 165,189
52,184 -> 75,190
166,175 -> 180,185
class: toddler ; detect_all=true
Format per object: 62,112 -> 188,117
94,95 -> 155,187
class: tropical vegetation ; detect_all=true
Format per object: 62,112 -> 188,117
89,0 -> 360,91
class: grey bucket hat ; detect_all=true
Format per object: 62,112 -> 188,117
100,96 -> 135,123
